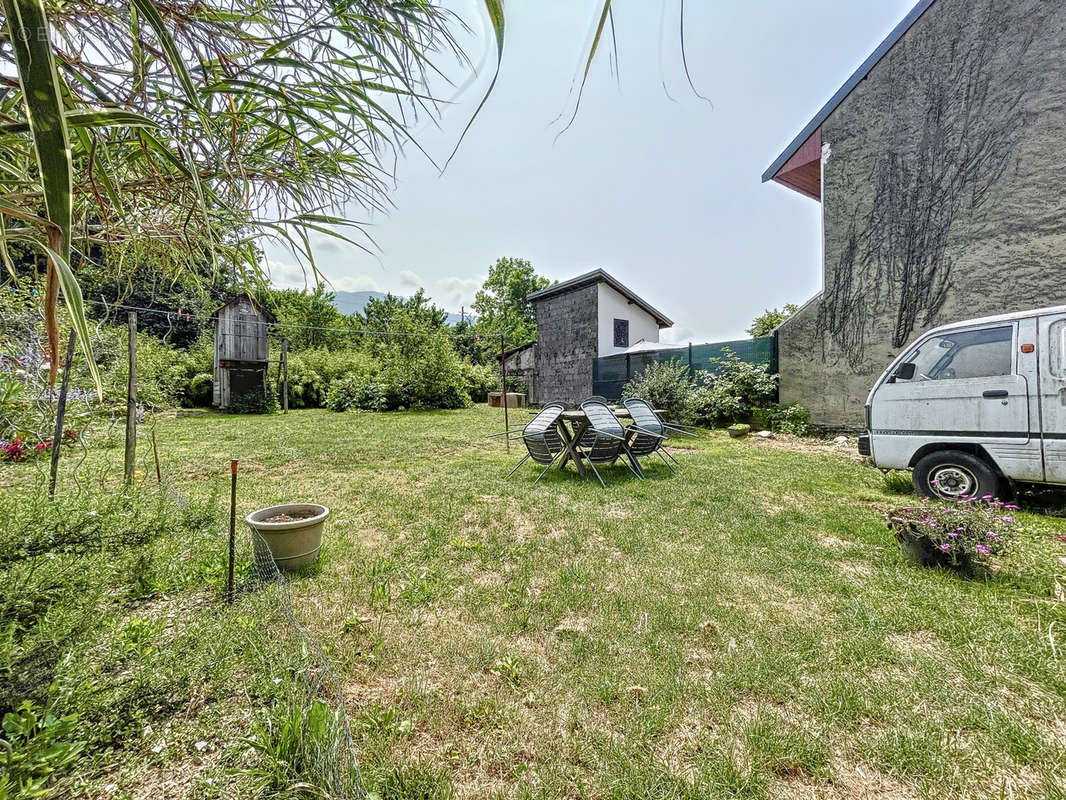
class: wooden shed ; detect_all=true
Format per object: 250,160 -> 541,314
210,293 -> 275,410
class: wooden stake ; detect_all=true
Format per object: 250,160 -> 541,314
500,334 -> 509,451
151,429 -> 162,484
124,312 -> 137,483
227,459 -> 237,603
281,338 -> 289,413
48,330 -> 77,499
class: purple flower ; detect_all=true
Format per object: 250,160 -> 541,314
939,543 -> 952,551
998,516 -> 1013,523
986,531 -> 999,539
976,544 -> 991,555
947,532 -> 958,538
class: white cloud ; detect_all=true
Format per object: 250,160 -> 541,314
264,259 -> 382,294
433,275 -> 482,312
329,274 -> 382,293
265,258 -> 483,312
310,234 -> 346,255
264,259 -> 310,290
398,270 -> 424,291
660,326 -> 695,345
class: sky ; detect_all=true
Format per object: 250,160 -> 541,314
264,0 -> 917,344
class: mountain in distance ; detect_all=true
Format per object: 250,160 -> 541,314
331,290 -> 470,326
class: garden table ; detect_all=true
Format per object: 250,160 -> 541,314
539,407 -> 664,476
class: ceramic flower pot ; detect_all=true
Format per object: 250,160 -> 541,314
245,503 -> 329,572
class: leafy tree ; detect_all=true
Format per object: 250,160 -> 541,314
747,304 -> 798,337
361,291 -> 467,409
78,256 -> 229,348
362,291 -> 447,344
472,258 -> 550,347
451,316 -> 491,366
265,286 -> 355,351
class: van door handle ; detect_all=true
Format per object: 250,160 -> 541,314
982,389 -> 1009,398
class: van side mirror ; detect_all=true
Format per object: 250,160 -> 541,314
893,362 -> 916,381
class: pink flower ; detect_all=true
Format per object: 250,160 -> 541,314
976,544 -> 991,555
939,543 -> 951,551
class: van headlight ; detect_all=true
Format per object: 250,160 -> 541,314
864,403 -> 871,430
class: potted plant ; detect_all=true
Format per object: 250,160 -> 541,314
886,497 -> 1017,571
245,503 -> 329,572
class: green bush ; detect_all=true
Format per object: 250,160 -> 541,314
326,375 -> 388,412
756,403 -> 811,435
185,372 -> 214,407
621,360 -> 697,422
691,350 -> 778,427
621,350 -> 781,429
229,387 -> 279,415
460,362 -> 499,403
285,349 -> 379,409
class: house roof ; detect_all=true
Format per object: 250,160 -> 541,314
209,292 -> 276,323
527,269 -> 674,328
761,0 -> 938,186
497,340 -> 536,361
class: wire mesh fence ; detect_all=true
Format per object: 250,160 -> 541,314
592,334 -> 778,400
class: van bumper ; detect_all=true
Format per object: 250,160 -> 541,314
857,433 -> 872,457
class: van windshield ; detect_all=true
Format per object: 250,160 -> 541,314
901,325 -> 1013,381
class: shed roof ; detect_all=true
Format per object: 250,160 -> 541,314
209,292 -> 276,323
527,269 -> 673,328
761,0 -> 937,187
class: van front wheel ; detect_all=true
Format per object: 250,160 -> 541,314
913,450 -> 1002,501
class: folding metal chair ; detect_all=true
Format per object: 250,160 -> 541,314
502,403 -> 566,483
578,400 -> 642,487
623,398 -> 676,473
573,396 -> 608,449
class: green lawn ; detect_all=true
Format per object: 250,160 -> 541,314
11,405 -> 1066,798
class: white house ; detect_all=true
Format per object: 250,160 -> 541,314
527,269 -> 673,404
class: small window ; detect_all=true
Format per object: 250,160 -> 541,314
613,318 -> 629,348
899,325 -> 1012,382
1049,319 -> 1066,379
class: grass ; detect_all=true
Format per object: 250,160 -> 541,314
5,405 -> 1066,798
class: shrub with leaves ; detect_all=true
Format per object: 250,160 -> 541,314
887,498 -> 1018,570
228,387 -> 279,415
691,350 -> 778,427
285,349 -> 380,409
326,375 -> 389,412
621,360 -> 697,422
461,362 -> 500,403
756,403 -> 811,435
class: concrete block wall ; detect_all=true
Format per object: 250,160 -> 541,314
533,284 -> 599,405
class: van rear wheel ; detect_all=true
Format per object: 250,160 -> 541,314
913,450 -> 1002,501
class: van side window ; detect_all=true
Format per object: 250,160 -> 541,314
1049,319 -> 1066,379
900,325 -> 1013,382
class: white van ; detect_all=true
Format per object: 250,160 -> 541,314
860,305 -> 1066,500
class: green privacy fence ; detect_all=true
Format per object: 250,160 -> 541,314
592,334 -> 778,401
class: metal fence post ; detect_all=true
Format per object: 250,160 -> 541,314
48,330 -> 77,499
124,312 -> 137,483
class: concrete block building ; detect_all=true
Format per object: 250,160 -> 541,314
528,269 -> 673,405
764,0 -> 1066,428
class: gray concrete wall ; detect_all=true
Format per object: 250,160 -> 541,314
533,284 -> 599,405
781,0 -> 1066,428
